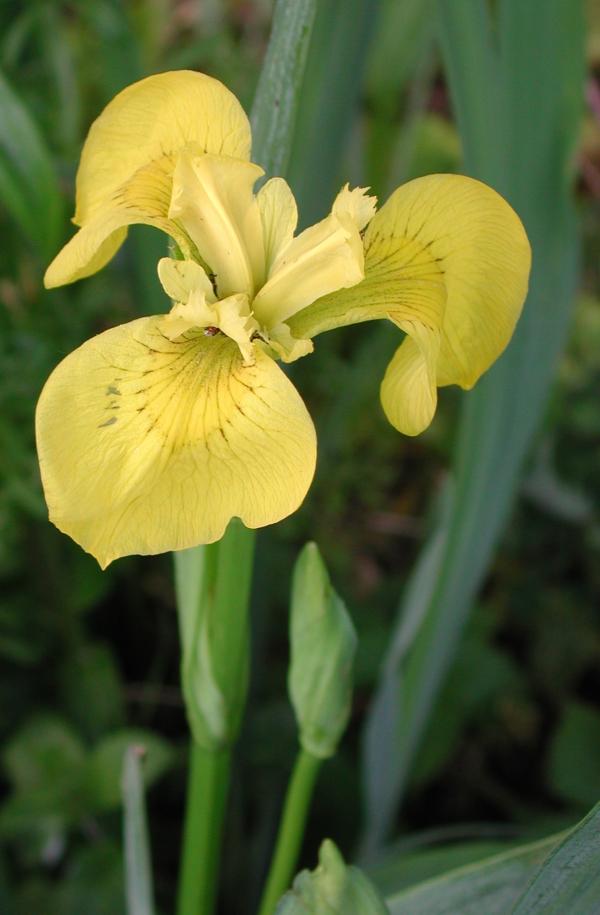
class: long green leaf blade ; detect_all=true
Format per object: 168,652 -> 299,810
122,746 -> 156,915
361,0 -> 585,851
250,0 -> 318,177
286,0 -> 381,226
0,68 -> 63,258
511,803 -> 600,915
385,834 -> 563,915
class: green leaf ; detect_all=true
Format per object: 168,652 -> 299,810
57,842 -> 125,915
364,0 -> 437,191
0,716 -> 87,845
411,618 -> 521,788
0,68 -> 63,257
122,746 -> 156,915
250,0 -> 319,178
2,715 -> 85,793
548,703 -> 600,809
366,0 -> 435,106
286,0 -> 381,226
361,0 -> 585,850
84,729 -> 174,811
175,521 -> 255,749
59,642 -> 125,742
277,840 -> 390,914
369,838 -> 519,898
385,833 -> 563,915
511,803 -> 600,914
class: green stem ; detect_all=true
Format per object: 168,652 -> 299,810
176,743 -> 231,915
174,522 -> 256,915
258,749 -> 322,915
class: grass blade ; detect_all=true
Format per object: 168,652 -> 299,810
122,745 -> 156,915
385,833 -> 564,915
361,0 -> 585,851
511,802 -> 600,915
286,0 -> 381,226
0,68 -> 63,258
250,0 -> 318,178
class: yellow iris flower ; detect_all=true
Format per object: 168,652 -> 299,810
36,70 -> 531,568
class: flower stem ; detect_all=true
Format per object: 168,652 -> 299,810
257,749 -> 322,915
174,522 -> 256,915
176,742 -> 231,915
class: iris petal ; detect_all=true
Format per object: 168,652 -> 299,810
45,157 -> 190,288
252,212 -> 365,328
46,70 -> 252,288
257,177 -> 298,272
75,70 -> 251,224
168,152 -> 265,298
289,174 -> 531,433
380,326 -> 439,436
36,318 -> 316,567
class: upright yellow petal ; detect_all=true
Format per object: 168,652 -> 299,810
36,319 -> 316,568
169,152 -> 265,298
332,183 -> 377,231
157,257 -> 215,304
256,177 -> 298,271
252,185 -> 377,329
46,71 -> 251,288
252,212 -> 365,328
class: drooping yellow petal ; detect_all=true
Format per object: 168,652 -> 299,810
289,175 -> 531,376
45,222 -> 129,289
256,177 -> 298,270
289,174 -> 530,434
45,157 -> 192,288
46,71 -> 251,288
169,152 -> 265,298
369,174 -> 531,389
75,70 -> 252,225
36,318 -> 316,568
380,326 -> 439,436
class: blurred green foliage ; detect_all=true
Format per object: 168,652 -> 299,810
0,0 -> 598,912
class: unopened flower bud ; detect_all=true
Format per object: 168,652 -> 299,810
276,840 -> 389,914
288,543 -> 356,759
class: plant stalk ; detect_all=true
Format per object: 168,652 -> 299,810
176,743 -> 232,915
258,749 -> 322,915
175,523 -> 256,915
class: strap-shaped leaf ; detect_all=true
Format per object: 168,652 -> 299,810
122,746 -> 156,915
385,833 -> 563,915
0,69 -> 63,258
511,802 -> 600,915
361,0 -> 585,850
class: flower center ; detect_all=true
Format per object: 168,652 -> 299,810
158,152 -> 377,365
